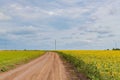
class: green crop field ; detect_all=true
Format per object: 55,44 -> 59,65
0,50 -> 45,72
58,50 -> 120,80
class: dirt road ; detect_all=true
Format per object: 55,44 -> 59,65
0,52 -> 69,80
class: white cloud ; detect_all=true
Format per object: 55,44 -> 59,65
38,6 -> 92,19
0,12 -> 11,20
90,0 -> 120,35
6,3 -> 51,20
57,0 -> 81,5
0,0 -> 120,49
5,3 -> 92,20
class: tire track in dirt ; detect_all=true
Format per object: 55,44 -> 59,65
0,52 -> 69,80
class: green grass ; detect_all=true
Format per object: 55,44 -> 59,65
58,50 -> 120,80
0,50 -> 45,72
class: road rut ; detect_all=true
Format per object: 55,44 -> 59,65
0,52 -> 68,80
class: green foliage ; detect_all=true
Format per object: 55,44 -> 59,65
112,48 -> 120,50
0,50 -> 45,72
57,50 -> 120,80
58,52 -> 101,80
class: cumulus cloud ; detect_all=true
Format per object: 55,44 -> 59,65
0,0 -> 119,49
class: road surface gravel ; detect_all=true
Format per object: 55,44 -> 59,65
0,52 -> 69,80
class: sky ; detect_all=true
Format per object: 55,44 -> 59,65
0,0 -> 120,50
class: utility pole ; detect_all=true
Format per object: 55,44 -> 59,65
55,40 -> 56,50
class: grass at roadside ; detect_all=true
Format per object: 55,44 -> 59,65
57,50 -> 120,80
0,50 -> 45,72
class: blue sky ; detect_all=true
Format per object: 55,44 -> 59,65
0,0 -> 120,50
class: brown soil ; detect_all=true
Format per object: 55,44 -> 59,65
62,58 -> 89,80
0,52 -> 68,80
0,52 -> 89,80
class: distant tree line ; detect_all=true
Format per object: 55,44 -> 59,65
106,48 -> 120,50
112,48 -> 120,50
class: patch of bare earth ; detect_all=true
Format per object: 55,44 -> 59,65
0,52 -> 89,80
0,52 -> 68,80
